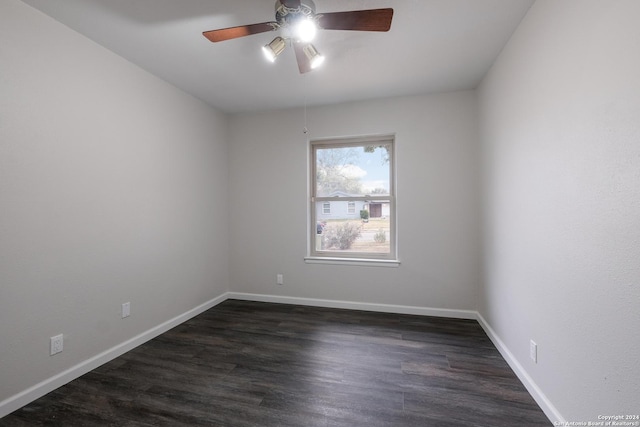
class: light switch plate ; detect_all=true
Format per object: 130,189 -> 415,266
122,302 -> 130,318
530,340 -> 537,363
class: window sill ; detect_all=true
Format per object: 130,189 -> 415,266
304,257 -> 400,268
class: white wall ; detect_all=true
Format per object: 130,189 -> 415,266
478,0 -> 640,421
0,0 -> 229,412
229,92 -> 481,312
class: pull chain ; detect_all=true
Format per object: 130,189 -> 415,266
303,74 -> 309,135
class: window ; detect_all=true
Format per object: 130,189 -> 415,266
309,135 -> 396,262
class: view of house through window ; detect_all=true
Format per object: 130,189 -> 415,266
310,135 -> 395,260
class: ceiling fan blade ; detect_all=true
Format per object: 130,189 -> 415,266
203,22 -> 277,43
293,42 -> 312,74
318,8 -> 394,32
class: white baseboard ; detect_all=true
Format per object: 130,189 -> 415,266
0,293 -> 228,419
226,292 -> 478,319
476,313 -> 563,424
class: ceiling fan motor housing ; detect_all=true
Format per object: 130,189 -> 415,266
275,0 -> 317,26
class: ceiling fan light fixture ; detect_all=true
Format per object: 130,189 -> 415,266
203,2 -> 393,74
303,43 -> 325,69
294,18 -> 317,42
262,36 -> 287,62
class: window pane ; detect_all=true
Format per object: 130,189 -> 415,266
315,144 -> 391,197
315,201 -> 391,254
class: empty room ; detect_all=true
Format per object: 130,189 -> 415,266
1,0 -> 638,425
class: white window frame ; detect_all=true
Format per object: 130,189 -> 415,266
347,201 -> 356,215
307,134 -> 398,265
322,202 -> 331,214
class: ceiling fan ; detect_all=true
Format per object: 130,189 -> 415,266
202,0 -> 393,74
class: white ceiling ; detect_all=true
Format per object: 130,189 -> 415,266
21,0 -> 534,114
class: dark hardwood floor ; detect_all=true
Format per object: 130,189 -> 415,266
2,300 -> 551,426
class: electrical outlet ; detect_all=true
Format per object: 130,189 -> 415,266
50,334 -> 63,356
122,302 -> 130,318
530,340 -> 537,363
277,274 -> 283,285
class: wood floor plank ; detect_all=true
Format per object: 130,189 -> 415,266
1,300 -> 551,426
